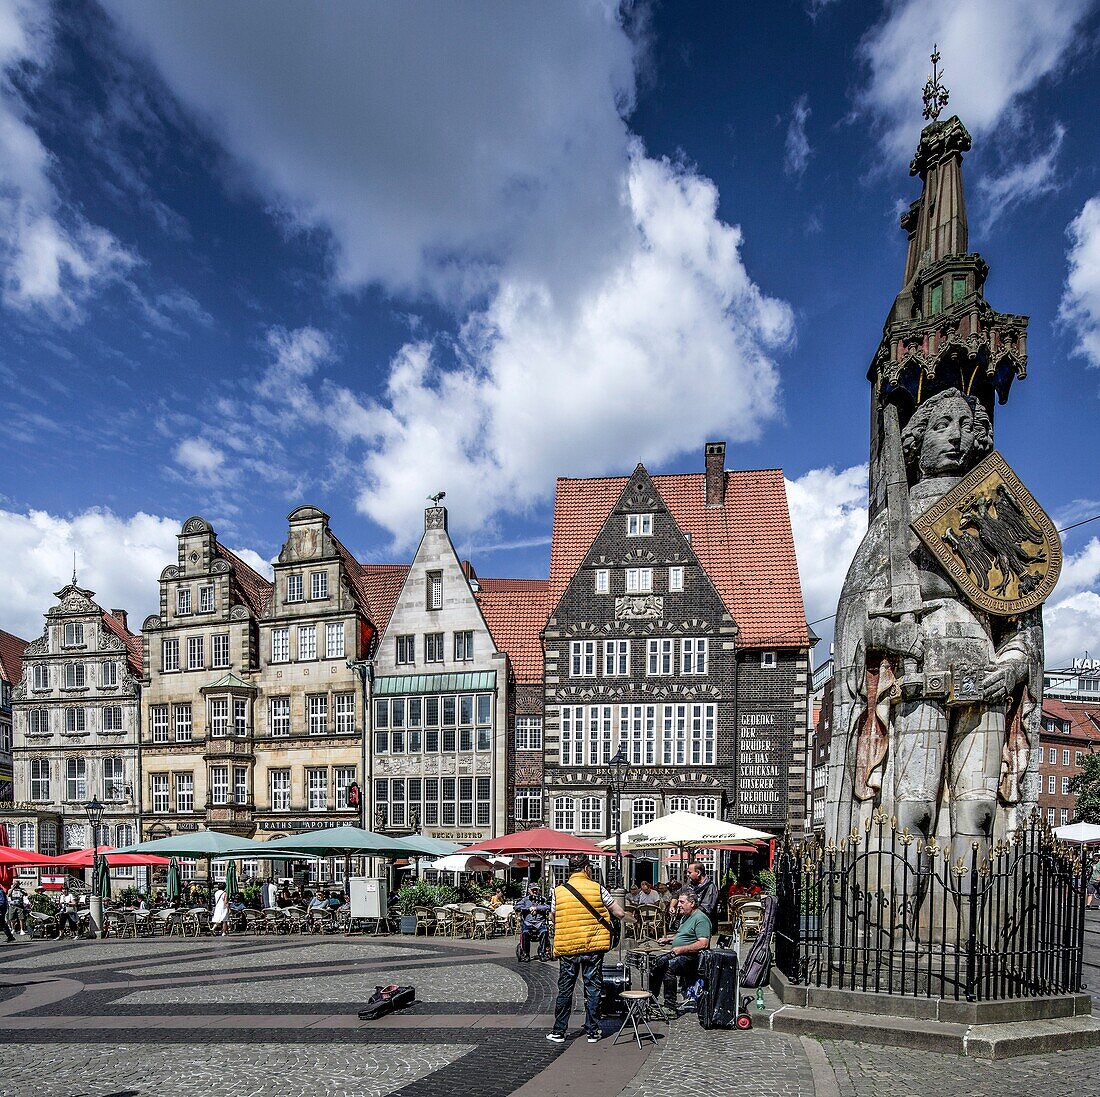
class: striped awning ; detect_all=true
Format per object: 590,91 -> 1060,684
374,671 -> 497,696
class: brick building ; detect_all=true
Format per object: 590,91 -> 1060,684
1038,698 -> 1100,829
541,443 -> 813,878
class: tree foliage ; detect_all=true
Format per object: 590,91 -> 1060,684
1069,752 -> 1100,823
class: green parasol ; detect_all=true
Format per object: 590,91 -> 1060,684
167,857 -> 182,904
93,853 -> 111,899
224,858 -> 238,898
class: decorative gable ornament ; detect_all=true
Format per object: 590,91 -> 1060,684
911,451 -> 1061,616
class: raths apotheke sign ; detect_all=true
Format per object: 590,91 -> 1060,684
737,711 -> 793,823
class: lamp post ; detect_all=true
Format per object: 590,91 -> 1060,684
602,745 -> 630,898
83,795 -> 104,939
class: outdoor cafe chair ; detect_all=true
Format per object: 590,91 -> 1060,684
185,908 -> 212,936
451,909 -> 475,939
471,907 -> 494,939
29,911 -> 57,939
242,909 -> 264,935
637,908 -> 660,942
738,901 -> 764,941
413,906 -> 436,936
283,906 -> 307,933
433,907 -> 455,937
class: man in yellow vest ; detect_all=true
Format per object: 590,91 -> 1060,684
547,854 -> 625,1044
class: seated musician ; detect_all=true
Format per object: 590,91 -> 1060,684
649,890 -> 711,1008
514,883 -> 551,962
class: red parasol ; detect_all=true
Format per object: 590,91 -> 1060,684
462,828 -> 612,857
49,847 -> 171,868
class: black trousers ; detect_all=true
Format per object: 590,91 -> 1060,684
649,952 -> 699,1004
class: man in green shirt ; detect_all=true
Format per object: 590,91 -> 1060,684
649,890 -> 711,1007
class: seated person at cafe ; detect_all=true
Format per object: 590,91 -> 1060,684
514,883 -> 551,962
488,888 -> 505,909
649,891 -> 711,1008
635,880 -> 662,907
627,883 -> 642,906
308,892 -> 328,913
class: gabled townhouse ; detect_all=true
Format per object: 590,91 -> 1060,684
6,584 -> 142,870
139,517 -> 273,845
541,442 -> 813,878
0,627 -> 27,801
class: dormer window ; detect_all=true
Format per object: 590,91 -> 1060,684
626,513 -> 653,537
62,622 -> 84,647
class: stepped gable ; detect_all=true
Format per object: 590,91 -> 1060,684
213,542 -> 274,617
549,467 -> 809,649
475,580 -> 550,685
100,612 -> 143,676
0,627 -> 27,687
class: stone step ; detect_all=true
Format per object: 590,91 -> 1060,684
768,1002 -> 1100,1060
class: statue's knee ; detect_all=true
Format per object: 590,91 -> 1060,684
955,800 -> 995,838
896,800 -> 934,836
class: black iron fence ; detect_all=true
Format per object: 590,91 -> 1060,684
775,813 -> 1086,1001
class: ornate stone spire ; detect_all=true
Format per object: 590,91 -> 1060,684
921,45 -> 949,123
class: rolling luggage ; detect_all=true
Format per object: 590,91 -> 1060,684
697,948 -> 748,1030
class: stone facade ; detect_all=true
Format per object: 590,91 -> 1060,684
0,627 -> 26,800
140,517 -> 271,842
7,585 -> 141,864
370,506 -> 508,844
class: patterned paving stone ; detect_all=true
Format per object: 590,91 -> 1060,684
0,1040 -> 473,1097
0,939 -> 207,970
114,962 -> 527,1006
119,942 -> 433,976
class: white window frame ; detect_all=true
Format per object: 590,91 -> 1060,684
428,571 -> 443,610
515,788 -> 543,823
32,664 -> 49,690
552,796 -> 576,832
595,569 -> 609,594
325,622 -> 345,659
1063,749 -> 1071,766
269,696 -> 291,737
65,757 -> 87,801
1062,776 -> 1071,795
1048,774 -> 1056,795
62,622 -> 85,647
626,513 -> 653,537
30,759 -> 50,801
210,766 -> 229,806
297,625 -> 317,661
307,768 -> 328,811
177,588 -> 192,616
761,650 -> 777,668
270,770 -> 291,812
187,636 -> 204,670
162,639 -> 180,672
681,637 -> 708,675
212,633 -> 230,668
101,660 -> 118,687
396,635 -> 415,665
151,705 -> 169,743
310,571 -> 328,600
233,698 -> 249,736
102,705 -> 123,732
625,567 -> 652,593
630,797 -> 657,829
64,707 -> 86,734
174,703 -> 193,743
570,640 -> 597,677
307,693 -> 328,735
578,796 -> 604,834
603,639 -> 629,677
515,716 -> 543,751
151,774 -> 169,813
271,627 -> 290,663
63,663 -> 86,689
286,574 -> 304,603
335,693 -> 355,734
102,756 -> 124,798
198,585 -> 215,613
454,631 -> 474,661
176,772 -> 195,812
647,639 -> 673,675
669,566 -> 684,592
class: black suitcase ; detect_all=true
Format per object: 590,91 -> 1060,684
697,949 -> 741,1029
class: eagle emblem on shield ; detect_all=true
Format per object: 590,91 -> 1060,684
911,451 -> 1061,616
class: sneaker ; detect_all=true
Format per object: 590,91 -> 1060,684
546,1032 -> 566,1043
586,1032 -> 601,1043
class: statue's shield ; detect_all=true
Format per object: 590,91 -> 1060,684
911,451 -> 1061,616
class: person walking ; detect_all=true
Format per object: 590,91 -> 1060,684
0,883 -> 16,943
211,883 -> 230,936
7,881 -> 28,936
547,855 -> 625,1045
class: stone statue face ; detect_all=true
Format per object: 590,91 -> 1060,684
918,395 -> 980,477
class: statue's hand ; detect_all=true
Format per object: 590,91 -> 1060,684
980,665 -> 1014,704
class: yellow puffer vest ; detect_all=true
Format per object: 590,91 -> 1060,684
552,872 -> 611,957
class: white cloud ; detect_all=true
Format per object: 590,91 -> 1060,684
1060,196 -> 1100,368
784,95 -> 812,178
0,507 -> 179,639
0,0 -> 135,317
785,464 -> 869,645
857,1 -> 1093,163
976,122 -> 1065,229
106,6 -> 794,548
1045,537 -> 1100,667
174,437 -> 226,482
0,507 -> 274,642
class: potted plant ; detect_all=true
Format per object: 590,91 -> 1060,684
395,880 -> 458,932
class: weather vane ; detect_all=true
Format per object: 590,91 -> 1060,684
427,491 -> 446,505
922,45 -> 949,122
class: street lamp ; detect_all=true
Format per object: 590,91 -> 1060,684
83,795 -> 105,939
601,745 -> 630,893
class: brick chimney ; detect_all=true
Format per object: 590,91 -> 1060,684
705,442 -> 726,507
110,609 -> 129,632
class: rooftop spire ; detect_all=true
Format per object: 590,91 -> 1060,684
71,551 -> 77,586
921,45 -> 950,123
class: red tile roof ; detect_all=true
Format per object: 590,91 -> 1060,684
101,612 -> 143,677
360,564 -> 411,637
476,582 -> 550,685
0,628 -> 28,687
214,543 -> 274,618
1043,698 -> 1100,739
549,468 -> 809,649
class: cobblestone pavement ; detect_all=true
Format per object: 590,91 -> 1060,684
6,932 -> 1100,1096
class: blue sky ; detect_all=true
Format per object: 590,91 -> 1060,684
1,0 -> 1099,667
